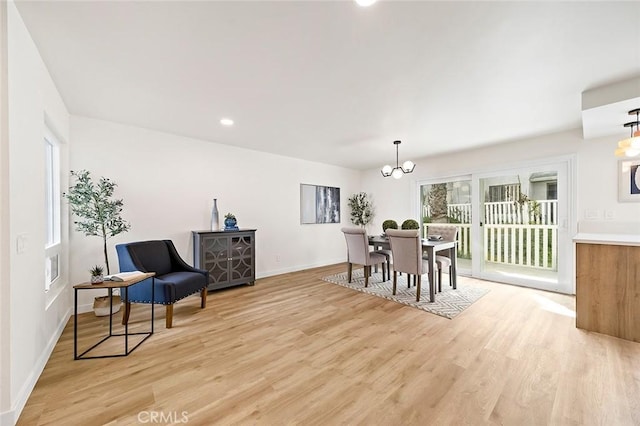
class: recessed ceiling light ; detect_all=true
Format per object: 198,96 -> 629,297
355,0 -> 376,6
220,118 -> 234,126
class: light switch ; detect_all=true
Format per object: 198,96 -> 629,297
604,210 -> 615,220
16,234 -> 28,254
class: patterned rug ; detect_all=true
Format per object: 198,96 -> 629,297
322,270 -> 489,319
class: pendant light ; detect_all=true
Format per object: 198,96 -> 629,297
615,108 -> 640,158
381,140 -> 415,179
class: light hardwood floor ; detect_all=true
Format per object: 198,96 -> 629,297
18,264 -> 640,425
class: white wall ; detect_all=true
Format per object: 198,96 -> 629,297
69,116 -> 361,310
2,3 -> 70,424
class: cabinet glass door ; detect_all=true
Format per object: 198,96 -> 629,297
204,236 -> 230,283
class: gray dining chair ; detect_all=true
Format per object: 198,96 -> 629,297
341,227 -> 389,287
426,225 -> 458,291
386,229 -> 435,302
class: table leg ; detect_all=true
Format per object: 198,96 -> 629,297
427,246 -> 436,302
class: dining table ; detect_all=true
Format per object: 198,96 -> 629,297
368,235 -> 458,303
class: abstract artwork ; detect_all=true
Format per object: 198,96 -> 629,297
618,160 -> 640,202
300,184 -> 340,224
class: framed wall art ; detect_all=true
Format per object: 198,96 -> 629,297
618,159 -> 640,202
300,184 -> 341,224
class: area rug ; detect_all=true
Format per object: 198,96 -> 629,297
321,270 -> 489,319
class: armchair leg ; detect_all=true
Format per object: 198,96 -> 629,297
121,302 -> 131,325
438,266 -> 443,293
347,263 -> 353,283
200,288 -> 207,308
393,271 -> 397,295
416,275 -> 422,301
166,304 -> 174,329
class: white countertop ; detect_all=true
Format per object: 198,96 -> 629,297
573,233 -> 640,246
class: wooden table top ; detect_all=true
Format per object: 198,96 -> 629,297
73,272 -> 155,289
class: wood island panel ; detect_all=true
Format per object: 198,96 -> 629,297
576,242 -> 640,342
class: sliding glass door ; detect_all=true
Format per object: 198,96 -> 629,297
419,158 -> 572,294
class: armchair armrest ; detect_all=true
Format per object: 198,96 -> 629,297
164,240 -> 207,276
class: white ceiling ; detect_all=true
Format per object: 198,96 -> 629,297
14,1 -> 640,170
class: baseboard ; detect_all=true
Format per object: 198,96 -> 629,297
9,305 -> 72,425
257,257 -> 344,279
0,409 -> 14,426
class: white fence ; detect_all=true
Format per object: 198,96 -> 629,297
423,200 -> 558,270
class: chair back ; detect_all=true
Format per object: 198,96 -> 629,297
341,227 -> 370,265
386,229 -> 422,275
116,240 -> 173,276
427,225 -> 458,242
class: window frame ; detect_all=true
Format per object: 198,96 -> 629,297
44,127 -> 61,291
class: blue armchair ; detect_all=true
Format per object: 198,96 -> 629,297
116,240 -> 208,328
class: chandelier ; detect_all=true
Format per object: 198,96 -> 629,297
615,108 -> 640,158
381,140 -> 415,179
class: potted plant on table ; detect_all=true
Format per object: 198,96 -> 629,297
90,265 -> 104,284
382,219 -> 398,235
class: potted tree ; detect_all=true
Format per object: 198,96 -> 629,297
65,170 -> 131,316
64,170 -> 131,274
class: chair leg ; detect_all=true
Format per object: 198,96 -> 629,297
200,288 -> 207,308
393,270 -> 397,295
166,304 -> 174,329
407,274 -> 411,289
121,302 -> 131,325
449,265 -> 453,287
364,265 -> 370,287
416,275 -> 422,302
438,266 -> 443,293
382,262 -> 386,281
347,262 -> 353,283
387,258 -> 391,280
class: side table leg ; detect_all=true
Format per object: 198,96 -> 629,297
151,277 -> 155,334
74,288 -> 78,360
124,287 -> 129,354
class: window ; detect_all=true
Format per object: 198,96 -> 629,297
546,182 -> 557,200
45,128 -> 61,291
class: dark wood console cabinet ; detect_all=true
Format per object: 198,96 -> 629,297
192,229 -> 256,291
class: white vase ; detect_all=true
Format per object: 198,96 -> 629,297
211,198 -> 220,231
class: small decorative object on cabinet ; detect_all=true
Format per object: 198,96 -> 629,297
193,229 -> 256,291
211,198 -> 220,231
224,213 -> 239,231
